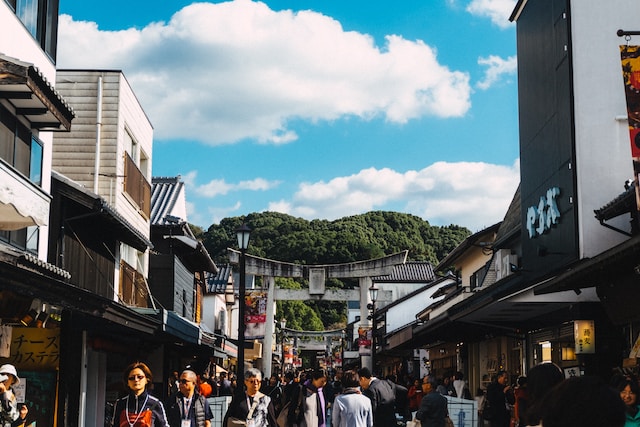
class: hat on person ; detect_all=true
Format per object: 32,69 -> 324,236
0,364 -> 20,385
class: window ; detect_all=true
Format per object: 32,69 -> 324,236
124,130 -> 138,163
0,226 -> 38,254
0,105 -> 44,186
29,137 -> 42,185
5,0 -> 59,60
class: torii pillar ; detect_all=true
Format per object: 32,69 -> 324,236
229,250 -> 408,377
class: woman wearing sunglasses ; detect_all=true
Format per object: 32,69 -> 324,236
111,361 -> 169,427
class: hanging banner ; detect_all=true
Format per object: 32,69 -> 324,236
357,326 -> 372,356
0,325 -> 11,358
620,45 -> 640,210
244,290 -> 267,339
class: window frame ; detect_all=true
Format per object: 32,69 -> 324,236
4,0 -> 59,60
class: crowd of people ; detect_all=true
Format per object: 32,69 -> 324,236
3,360 -> 640,427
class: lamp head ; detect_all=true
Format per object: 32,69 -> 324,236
236,223 -> 252,250
369,286 -> 379,303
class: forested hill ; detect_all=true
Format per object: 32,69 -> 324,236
195,211 -> 470,267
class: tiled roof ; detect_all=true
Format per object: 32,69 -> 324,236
0,53 -> 75,131
594,181 -> 636,221
435,222 -> 501,271
206,264 -> 234,293
151,177 -> 185,225
494,184 -> 521,245
372,261 -> 435,282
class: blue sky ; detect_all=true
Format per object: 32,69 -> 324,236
57,0 -> 520,231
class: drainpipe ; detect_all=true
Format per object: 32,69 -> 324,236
78,330 -> 88,426
93,76 -> 103,193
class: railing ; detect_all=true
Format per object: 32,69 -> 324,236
446,396 -> 479,427
123,152 -> 151,218
119,260 -> 150,307
207,396 -> 233,427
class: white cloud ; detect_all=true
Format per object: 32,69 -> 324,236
466,0 -> 517,29
186,174 -> 281,198
57,0 -> 471,145
267,160 -> 520,231
477,55 -> 517,90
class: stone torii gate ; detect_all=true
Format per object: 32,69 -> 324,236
228,249 -> 408,377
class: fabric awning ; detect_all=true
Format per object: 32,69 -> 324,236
0,164 -> 50,230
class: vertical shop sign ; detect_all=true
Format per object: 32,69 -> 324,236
620,45 -> 640,210
574,320 -> 595,354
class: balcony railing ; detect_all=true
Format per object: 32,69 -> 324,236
123,152 -> 151,218
119,260 -> 150,307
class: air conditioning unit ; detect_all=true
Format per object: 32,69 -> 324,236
218,310 -> 227,332
495,249 -> 517,280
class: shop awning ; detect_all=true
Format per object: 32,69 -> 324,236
0,54 -> 74,131
534,234 -> 640,295
0,164 -> 50,230
133,308 -> 201,345
53,171 -> 152,251
410,270 -> 602,347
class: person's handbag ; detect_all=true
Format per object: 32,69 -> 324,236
445,415 -> 454,427
227,392 -> 262,427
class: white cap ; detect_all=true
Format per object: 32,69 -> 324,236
0,364 -> 19,385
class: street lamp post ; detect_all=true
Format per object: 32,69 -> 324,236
369,285 -> 379,375
280,318 -> 287,374
236,223 -> 251,386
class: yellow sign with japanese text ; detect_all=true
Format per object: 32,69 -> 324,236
0,327 -> 60,370
574,320 -> 595,354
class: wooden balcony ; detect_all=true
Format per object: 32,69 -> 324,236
123,152 -> 151,218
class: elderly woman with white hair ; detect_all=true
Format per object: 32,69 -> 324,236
223,368 -> 277,427
0,364 -> 19,427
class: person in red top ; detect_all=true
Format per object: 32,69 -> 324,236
408,378 -> 423,416
513,376 -> 529,427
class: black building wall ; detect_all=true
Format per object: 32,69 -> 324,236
516,0 -> 579,277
